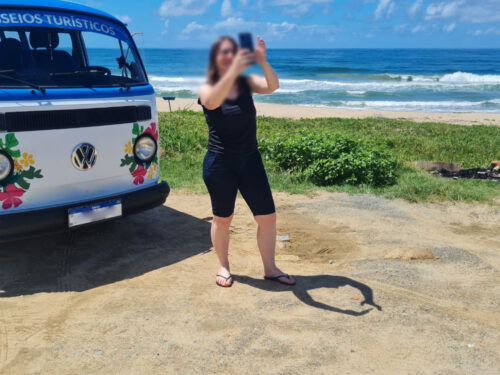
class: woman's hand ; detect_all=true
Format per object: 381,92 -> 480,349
231,49 -> 255,75
254,36 -> 267,65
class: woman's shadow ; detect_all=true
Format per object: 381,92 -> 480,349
234,274 -> 382,316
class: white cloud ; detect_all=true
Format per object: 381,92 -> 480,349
181,21 -> 207,34
425,1 -> 462,20
213,17 -> 298,38
468,27 -> 500,36
161,19 -> 170,36
443,22 -> 456,32
115,14 -> 132,24
269,0 -> 334,16
180,17 -> 336,41
425,0 -> 500,23
159,0 -> 217,17
408,0 -> 423,17
221,0 -> 241,17
374,0 -> 395,20
214,17 -> 256,30
264,21 -> 298,37
411,24 -> 425,33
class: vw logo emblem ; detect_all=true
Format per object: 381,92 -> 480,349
71,143 -> 97,171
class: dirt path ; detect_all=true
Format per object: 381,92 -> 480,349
0,191 -> 499,374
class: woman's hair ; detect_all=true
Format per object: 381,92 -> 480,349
206,35 -> 238,85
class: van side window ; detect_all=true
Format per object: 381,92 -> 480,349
55,32 -> 74,55
2,31 -> 21,41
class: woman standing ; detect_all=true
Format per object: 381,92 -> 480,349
198,35 -> 296,288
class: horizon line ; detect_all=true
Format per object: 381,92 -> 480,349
93,47 -> 500,50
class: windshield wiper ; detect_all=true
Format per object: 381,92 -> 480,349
50,70 -> 132,90
0,70 -> 46,93
49,70 -> 104,77
110,81 -> 132,90
50,70 -> 144,91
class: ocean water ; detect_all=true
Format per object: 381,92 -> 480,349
136,49 -> 500,113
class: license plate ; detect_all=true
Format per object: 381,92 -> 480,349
68,199 -> 122,228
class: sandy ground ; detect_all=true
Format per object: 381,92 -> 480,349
157,98 -> 500,126
0,190 -> 499,374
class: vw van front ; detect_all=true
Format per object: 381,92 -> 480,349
0,0 -> 169,241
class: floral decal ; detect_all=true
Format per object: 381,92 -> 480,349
0,184 -> 24,210
0,133 -> 43,211
120,122 -> 158,185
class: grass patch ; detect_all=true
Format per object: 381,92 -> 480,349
158,111 -> 500,204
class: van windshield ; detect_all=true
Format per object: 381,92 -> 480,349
0,23 -> 147,89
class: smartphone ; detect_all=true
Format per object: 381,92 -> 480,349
238,32 -> 254,52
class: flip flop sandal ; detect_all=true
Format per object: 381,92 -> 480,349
216,274 -> 233,288
264,274 -> 296,286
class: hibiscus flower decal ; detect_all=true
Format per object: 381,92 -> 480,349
0,133 -> 43,211
144,122 -> 158,141
132,165 -> 147,185
120,122 -> 159,185
0,184 -> 24,210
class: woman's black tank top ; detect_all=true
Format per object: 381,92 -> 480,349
198,75 -> 257,155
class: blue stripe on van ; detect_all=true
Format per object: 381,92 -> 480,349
0,85 -> 155,101
1,1 -> 120,25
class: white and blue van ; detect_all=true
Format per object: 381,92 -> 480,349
0,0 -> 169,241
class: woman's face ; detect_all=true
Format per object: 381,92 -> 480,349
216,39 -> 236,74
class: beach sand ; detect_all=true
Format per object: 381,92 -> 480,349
2,191 -> 499,374
157,97 -> 500,126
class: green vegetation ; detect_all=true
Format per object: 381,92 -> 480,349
158,111 -> 500,204
259,131 -> 397,186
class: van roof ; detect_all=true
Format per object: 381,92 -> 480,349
0,0 -> 123,25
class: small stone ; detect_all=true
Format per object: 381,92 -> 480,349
352,296 -> 360,301
467,344 -> 475,348
329,259 -> 333,264
53,345 -> 64,350
95,350 -> 104,356
277,235 -> 290,242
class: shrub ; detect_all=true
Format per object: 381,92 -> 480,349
259,130 -> 397,186
158,112 -> 207,155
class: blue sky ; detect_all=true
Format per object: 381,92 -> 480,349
75,0 -> 500,48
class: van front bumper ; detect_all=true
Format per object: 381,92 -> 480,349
0,181 -> 170,242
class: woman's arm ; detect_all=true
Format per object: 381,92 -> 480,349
248,37 -> 280,95
198,49 -> 254,110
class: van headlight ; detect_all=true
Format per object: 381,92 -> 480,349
134,134 -> 157,163
0,151 -> 13,182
